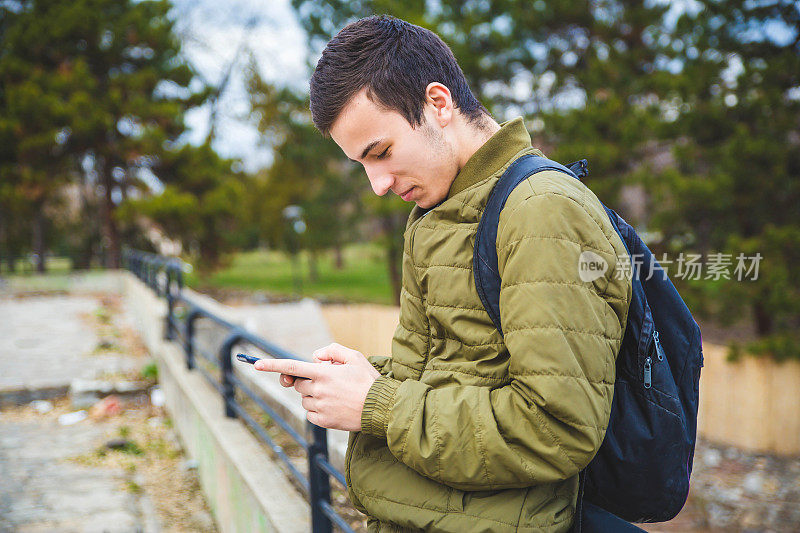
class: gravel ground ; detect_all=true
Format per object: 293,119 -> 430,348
0,292 -> 217,532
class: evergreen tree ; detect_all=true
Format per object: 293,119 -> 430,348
288,0 -> 679,302
119,142 -> 250,272
0,0 -> 205,269
291,0 -> 678,204
246,67 -> 367,285
648,0 -> 800,359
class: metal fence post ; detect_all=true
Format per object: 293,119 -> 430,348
150,258 -> 158,292
162,259 -> 184,342
184,308 -> 200,371
155,258 -> 163,297
308,424 -> 333,533
175,262 -> 184,292
151,257 -> 158,296
165,266 -> 175,341
219,333 -> 238,418
144,256 -> 152,289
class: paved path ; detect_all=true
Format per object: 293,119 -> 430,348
0,413 -> 151,532
0,295 -> 137,402
0,287 -> 333,533
0,293 -> 163,532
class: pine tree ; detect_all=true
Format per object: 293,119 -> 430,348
649,0 -> 800,359
0,0 -> 204,269
246,67 -> 368,287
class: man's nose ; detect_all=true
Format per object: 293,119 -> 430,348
366,167 -> 395,196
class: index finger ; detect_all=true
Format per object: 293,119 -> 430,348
253,358 -> 321,380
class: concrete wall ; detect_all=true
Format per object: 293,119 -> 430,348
125,273 -> 312,533
321,304 -> 399,359
322,303 -> 800,457
699,342 -> 800,456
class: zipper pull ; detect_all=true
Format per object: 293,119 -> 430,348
653,331 -> 665,362
644,357 -> 652,389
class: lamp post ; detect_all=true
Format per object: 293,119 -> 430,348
282,205 -> 306,296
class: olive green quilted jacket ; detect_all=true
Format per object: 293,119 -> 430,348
347,117 -> 632,532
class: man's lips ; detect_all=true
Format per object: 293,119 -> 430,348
399,187 -> 415,201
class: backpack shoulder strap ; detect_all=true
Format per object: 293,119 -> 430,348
473,154 -> 585,335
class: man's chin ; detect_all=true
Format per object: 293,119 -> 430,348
413,193 -> 435,209
415,195 -> 443,210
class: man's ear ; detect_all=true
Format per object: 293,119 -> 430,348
425,82 -> 453,128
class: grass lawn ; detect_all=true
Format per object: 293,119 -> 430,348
2,256 -> 74,276
1,257 -> 110,293
186,243 -> 396,305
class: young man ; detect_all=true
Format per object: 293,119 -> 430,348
254,15 -> 632,532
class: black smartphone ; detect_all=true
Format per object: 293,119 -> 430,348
236,353 -> 305,380
236,353 -> 261,364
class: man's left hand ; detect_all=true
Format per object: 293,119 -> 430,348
253,343 -> 380,431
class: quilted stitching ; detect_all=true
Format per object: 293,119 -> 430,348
349,122 -> 631,532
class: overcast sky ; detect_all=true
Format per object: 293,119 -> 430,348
169,0 -> 311,172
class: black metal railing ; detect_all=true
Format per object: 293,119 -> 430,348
123,248 -> 353,533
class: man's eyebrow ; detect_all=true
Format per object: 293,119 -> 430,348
359,139 -> 384,160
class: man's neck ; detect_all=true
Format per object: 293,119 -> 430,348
454,115 -> 501,170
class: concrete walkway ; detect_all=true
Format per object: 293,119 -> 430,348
0,295 -> 138,404
0,289 -> 196,532
0,411 -> 153,532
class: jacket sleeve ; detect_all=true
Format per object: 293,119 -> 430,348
359,186 -> 631,491
366,355 -> 392,376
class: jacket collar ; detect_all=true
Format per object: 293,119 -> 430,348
445,116 -> 534,200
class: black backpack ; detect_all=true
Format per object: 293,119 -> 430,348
473,154 -> 704,525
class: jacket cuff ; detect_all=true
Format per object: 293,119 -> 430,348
361,376 -> 401,439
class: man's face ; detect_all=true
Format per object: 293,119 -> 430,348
329,88 -> 458,209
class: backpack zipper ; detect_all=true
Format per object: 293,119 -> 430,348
644,330 -> 665,389
653,330 -> 665,362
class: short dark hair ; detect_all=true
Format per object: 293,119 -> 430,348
309,15 -> 488,136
